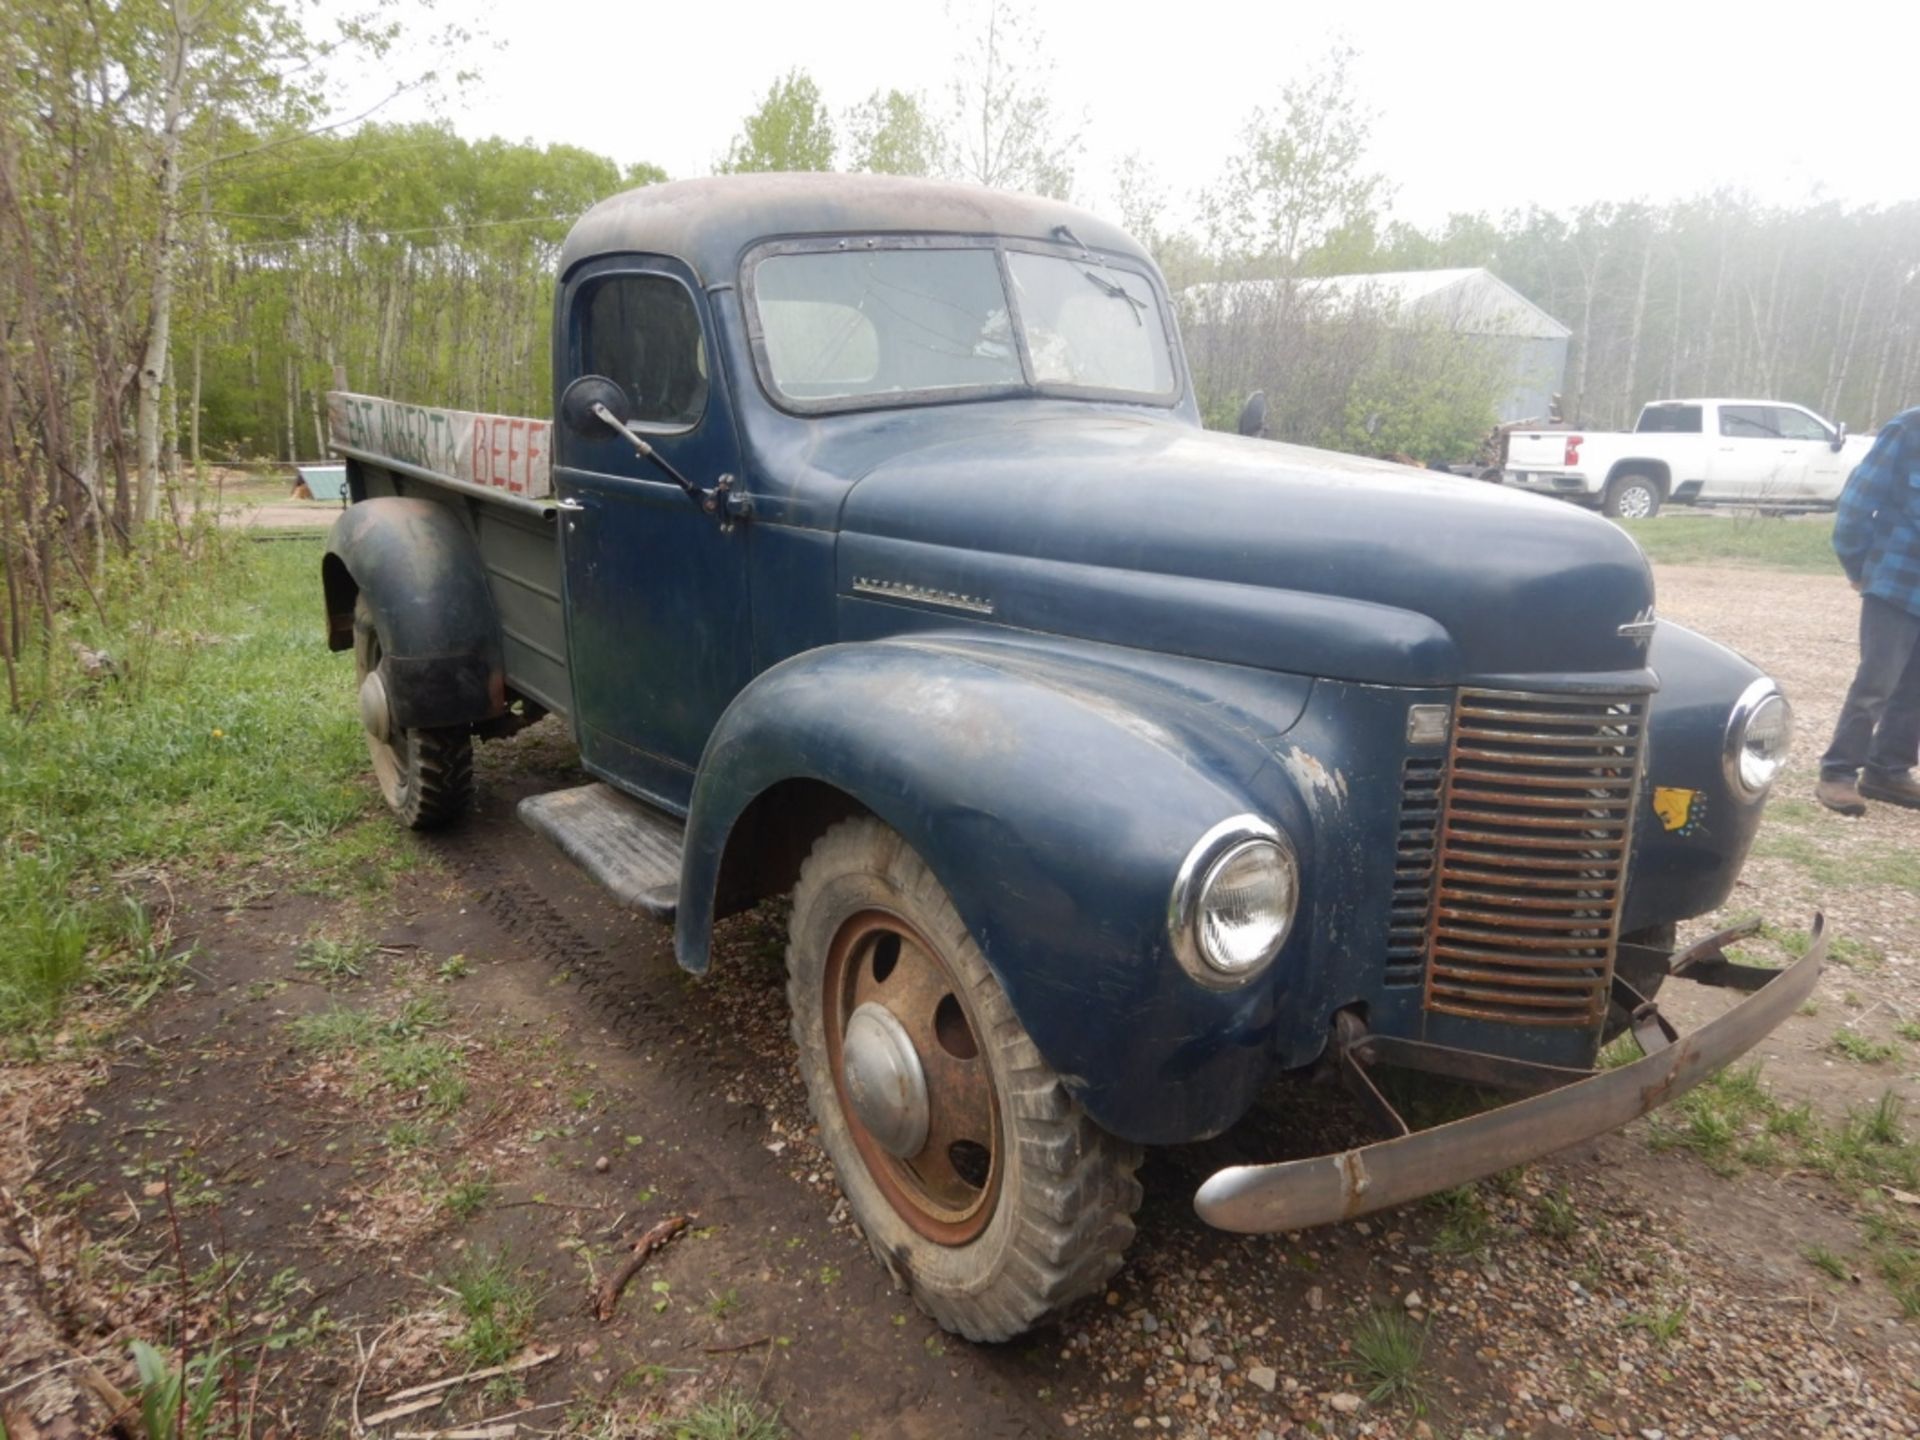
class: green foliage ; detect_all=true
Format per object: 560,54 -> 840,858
1348,1306 -> 1427,1409
843,89 -> 944,177
1615,516 -> 1840,573
130,1339 -> 227,1440
1329,325 -> 1507,461
1,540 -> 378,1039
444,1250 -> 536,1368
672,1391 -> 785,1440
944,0 -> 1079,199
1202,44 -> 1383,269
717,69 -> 835,174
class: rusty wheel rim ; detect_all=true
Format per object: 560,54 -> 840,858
823,910 -> 1002,1245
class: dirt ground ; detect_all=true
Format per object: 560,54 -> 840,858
10,560 -> 1920,1438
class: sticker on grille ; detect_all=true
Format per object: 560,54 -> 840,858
1422,689 -> 1647,1028
1386,757 -> 1444,986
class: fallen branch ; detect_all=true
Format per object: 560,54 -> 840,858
593,1214 -> 690,1322
375,1345 -> 561,1407
702,1336 -> 770,1355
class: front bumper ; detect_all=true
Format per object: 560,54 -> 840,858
1194,915 -> 1826,1233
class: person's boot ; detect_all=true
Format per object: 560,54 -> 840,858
1816,774 -> 1868,816
1859,769 -> 1920,810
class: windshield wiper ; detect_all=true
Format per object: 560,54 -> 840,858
1081,268 -> 1146,325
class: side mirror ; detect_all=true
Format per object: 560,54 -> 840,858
1236,389 -> 1268,439
1831,421 -> 1847,453
560,375 -> 631,437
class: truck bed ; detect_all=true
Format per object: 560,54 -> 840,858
328,392 -> 571,720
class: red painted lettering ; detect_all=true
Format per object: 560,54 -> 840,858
507,418 -> 525,494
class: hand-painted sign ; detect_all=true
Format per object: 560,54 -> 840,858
327,392 -> 553,500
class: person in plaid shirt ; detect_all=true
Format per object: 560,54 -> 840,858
1817,406 -> 1920,814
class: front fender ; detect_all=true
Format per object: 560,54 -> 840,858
1622,619 -> 1771,932
324,498 -> 506,730
677,634 -> 1324,1145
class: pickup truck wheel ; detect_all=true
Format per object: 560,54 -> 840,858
351,596 -> 473,830
787,818 -> 1143,1341
1603,473 -> 1662,520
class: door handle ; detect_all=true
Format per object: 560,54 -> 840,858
555,497 -> 587,512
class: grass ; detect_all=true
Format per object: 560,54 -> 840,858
1533,1187 -> 1580,1243
1805,1245 -> 1851,1281
289,998 -> 468,1113
443,1179 -> 494,1220
1646,1067 -> 1920,1314
1828,1029 -> 1900,1064
1748,827 -> 1920,894
296,934 -> 373,982
1428,1184 -> 1495,1257
1616,513 -> 1839,572
1,535 -> 385,1039
1348,1306 -> 1427,1410
671,1391 -> 784,1440
1621,1304 -> 1688,1344
444,1250 -> 536,1369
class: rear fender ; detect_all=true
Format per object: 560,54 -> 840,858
323,498 -> 507,730
676,634 -> 1324,1145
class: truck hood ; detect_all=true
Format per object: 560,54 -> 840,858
828,407 -> 1657,688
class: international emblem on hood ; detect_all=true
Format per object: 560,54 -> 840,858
1617,606 -> 1657,643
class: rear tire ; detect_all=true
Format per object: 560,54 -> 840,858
1603,472 -> 1662,520
786,817 -> 1142,1341
352,596 -> 473,830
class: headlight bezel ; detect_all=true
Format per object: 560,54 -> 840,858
1168,815 -> 1299,988
1724,677 -> 1792,799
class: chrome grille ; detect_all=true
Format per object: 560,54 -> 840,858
1386,757 -> 1444,986
1422,689 -> 1647,1027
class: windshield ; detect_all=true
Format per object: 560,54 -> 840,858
749,241 -> 1177,410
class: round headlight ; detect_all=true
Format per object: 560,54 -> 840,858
1170,817 -> 1299,986
1725,679 -> 1792,797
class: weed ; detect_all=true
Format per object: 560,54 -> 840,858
296,934 -> 372,982
444,1250 -> 535,1368
1348,1306 -> 1427,1409
443,1180 -> 493,1219
1534,1188 -> 1580,1243
1622,1305 -> 1687,1344
707,1287 -> 741,1319
1898,1021 -> 1920,1043
1804,1246 -> 1850,1281
129,1339 -> 227,1440
1429,1185 -> 1494,1257
816,1264 -> 841,1286
437,954 -> 471,981
1829,1029 -> 1898,1064
671,1390 -> 784,1440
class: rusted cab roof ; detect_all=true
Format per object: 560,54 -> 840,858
557,173 -> 1150,283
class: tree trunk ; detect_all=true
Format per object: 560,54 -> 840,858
1620,228 -> 1654,427
134,0 -> 193,527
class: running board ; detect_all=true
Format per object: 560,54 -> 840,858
517,783 -> 683,920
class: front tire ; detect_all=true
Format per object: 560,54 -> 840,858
786,818 -> 1142,1341
1603,472 -> 1662,519
352,595 -> 473,830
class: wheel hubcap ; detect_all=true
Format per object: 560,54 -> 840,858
841,1003 -> 929,1159
358,669 -> 391,744
1623,488 -> 1651,517
823,911 -> 1001,1245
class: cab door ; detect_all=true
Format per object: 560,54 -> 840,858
1707,403 -> 1810,501
553,257 -> 753,813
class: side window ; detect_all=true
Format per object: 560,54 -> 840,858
1638,404 -> 1702,434
1719,405 -> 1772,438
578,274 -> 709,429
1767,406 -> 1831,442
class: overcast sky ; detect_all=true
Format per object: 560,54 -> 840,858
364,0 -> 1919,230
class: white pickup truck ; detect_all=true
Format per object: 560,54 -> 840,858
1503,398 -> 1873,518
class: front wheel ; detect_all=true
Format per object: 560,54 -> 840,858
786,818 -> 1142,1341
1603,472 -> 1662,520
352,595 -> 473,830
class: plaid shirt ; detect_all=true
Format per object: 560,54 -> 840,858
1833,406 -> 1920,617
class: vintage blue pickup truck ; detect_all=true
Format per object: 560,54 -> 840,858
320,174 -> 1823,1341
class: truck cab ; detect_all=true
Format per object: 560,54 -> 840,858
320,175 -> 1821,1342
